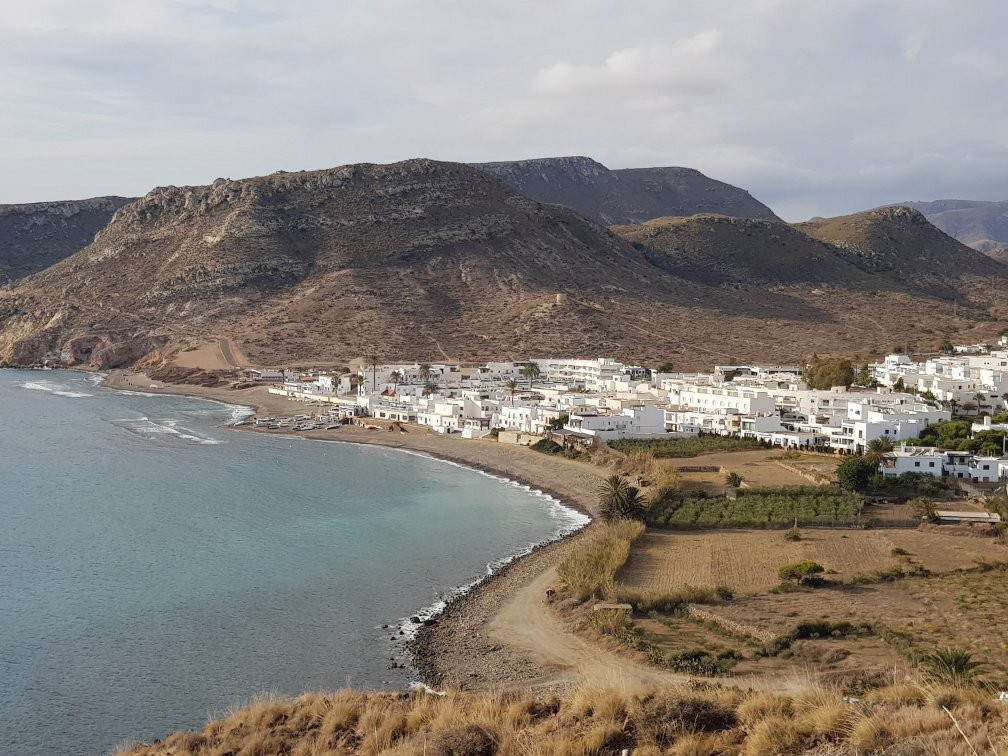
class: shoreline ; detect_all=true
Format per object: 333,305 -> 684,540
98,369 -> 604,690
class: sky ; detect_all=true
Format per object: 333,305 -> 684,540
2,0 -> 1006,219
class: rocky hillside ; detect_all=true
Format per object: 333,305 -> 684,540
0,160 -> 678,367
0,196 -> 133,281
902,199 -> 1008,258
1,161 -> 1005,372
474,156 -> 781,225
796,206 -> 1006,286
613,215 -> 869,286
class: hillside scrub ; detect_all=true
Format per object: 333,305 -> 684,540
556,520 -> 646,600
608,435 -> 764,458
117,679 -> 1008,755
647,486 -> 863,528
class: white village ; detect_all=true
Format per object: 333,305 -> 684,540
243,335 -> 1008,488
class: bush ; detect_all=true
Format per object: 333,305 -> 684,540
920,647 -> 986,685
778,561 -> 825,586
426,724 -> 497,756
836,456 -> 875,493
531,438 -> 562,454
784,528 -> 802,541
632,695 -> 737,745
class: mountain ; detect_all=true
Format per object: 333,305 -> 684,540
473,156 -> 781,225
795,206 -> 1006,283
900,199 -> 1008,258
0,197 -> 134,282
1,161 -> 1005,373
0,160 -> 679,368
613,215 -> 868,286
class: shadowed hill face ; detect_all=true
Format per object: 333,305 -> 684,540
0,197 -> 133,281
795,206 -> 1006,280
612,214 -> 868,286
901,199 -> 1008,256
474,156 -> 781,225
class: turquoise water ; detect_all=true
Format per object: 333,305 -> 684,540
0,370 -> 587,755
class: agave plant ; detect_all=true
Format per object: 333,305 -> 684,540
920,647 -> 985,685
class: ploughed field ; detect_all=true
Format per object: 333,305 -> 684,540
619,528 -> 1008,594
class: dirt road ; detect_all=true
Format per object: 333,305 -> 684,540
487,565 -> 797,692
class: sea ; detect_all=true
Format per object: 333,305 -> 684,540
0,369 -> 588,755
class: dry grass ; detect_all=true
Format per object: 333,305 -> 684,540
117,679 -> 1008,755
556,519 -> 645,600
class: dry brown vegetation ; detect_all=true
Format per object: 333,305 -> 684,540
117,679 -> 1008,755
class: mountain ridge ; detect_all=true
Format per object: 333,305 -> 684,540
0,196 -> 134,281
1,161 -> 1005,372
474,156 -> 782,225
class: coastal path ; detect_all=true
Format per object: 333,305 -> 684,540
487,565 -> 805,693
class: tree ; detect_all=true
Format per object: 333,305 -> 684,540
389,370 -> 401,394
655,362 -> 676,373
864,437 -> 894,468
947,398 -> 959,417
893,377 -> 906,393
368,353 -> 379,393
804,357 -> 855,390
939,339 -> 955,354
961,401 -> 977,415
725,472 -> 742,487
598,475 -> 630,521
836,455 -> 875,492
521,361 -> 541,389
854,364 -> 875,387
422,380 -> 439,397
418,363 -> 432,383
597,475 -> 647,521
504,378 -> 519,405
974,392 -> 987,415
921,648 -> 985,685
778,561 -> 825,586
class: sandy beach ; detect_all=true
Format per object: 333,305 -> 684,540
100,370 -> 622,690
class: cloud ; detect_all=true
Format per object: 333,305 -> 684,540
0,0 -> 1006,221
534,31 -> 724,94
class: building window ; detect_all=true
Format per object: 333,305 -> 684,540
914,461 -> 920,467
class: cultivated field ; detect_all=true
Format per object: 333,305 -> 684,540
660,449 -> 832,492
619,528 -> 1008,594
716,565 -> 1008,680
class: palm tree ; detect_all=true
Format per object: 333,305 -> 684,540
389,370 -> 401,394
422,380 -> 439,397
618,486 -> 647,521
598,475 -> 630,521
947,398 -> 959,417
368,353 -> 379,393
520,361 -> 541,390
974,392 -> 987,416
864,437 -> 894,468
418,363 -> 431,384
504,378 -> 519,406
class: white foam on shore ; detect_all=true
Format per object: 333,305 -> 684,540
20,380 -> 93,398
111,417 -> 223,445
370,445 -> 591,661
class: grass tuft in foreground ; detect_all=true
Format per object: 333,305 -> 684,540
117,679 -> 1008,755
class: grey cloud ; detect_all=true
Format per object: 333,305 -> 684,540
1,0 -> 1006,221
